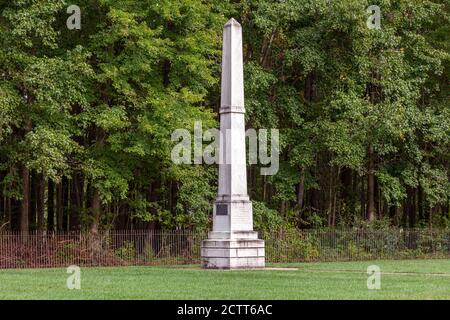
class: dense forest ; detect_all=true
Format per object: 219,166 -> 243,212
0,0 -> 449,233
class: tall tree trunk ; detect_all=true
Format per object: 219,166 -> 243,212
304,72 -> 317,101
388,206 -> 396,223
429,207 -> 434,229
10,198 -> 20,230
366,145 -> 376,222
402,203 -> 408,227
298,72 -> 316,214
296,170 -> 305,209
6,197 -> 12,230
70,172 -> 82,230
407,186 -> 416,228
0,171 -> 4,223
351,170 -> 357,216
91,190 -> 101,234
20,94 -> 33,233
47,179 -> 55,231
374,176 -> 381,218
56,178 -> 67,231
0,197 -> 3,225
36,173 -> 45,231
418,185 -> 424,223
360,176 -> 365,218
20,165 -> 30,233
29,173 -> 37,230
280,200 -> 287,214
340,167 -> 352,199
259,29 -> 277,67
327,167 -> 334,226
332,168 -> 340,226
63,177 -> 69,231
311,188 -> 320,212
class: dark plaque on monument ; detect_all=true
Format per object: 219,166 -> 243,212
216,204 -> 228,216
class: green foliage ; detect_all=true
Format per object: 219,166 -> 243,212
376,170 -> 406,206
253,200 -> 283,232
115,241 -> 136,261
0,0 -> 448,231
238,0 -> 449,227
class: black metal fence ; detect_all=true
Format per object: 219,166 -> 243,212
0,229 -> 449,268
264,229 -> 450,262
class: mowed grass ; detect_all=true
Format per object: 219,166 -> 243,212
0,259 -> 449,299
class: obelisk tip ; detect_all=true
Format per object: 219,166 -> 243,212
225,18 -> 241,28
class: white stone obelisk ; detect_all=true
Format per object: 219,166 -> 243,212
201,18 -> 265,269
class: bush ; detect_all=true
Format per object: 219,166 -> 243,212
253,201 -> 284,233
115,241 -> 136,262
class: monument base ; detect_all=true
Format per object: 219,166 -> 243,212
201,231 -> 265,269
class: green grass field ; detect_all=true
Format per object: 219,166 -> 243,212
0,259 -> 449,299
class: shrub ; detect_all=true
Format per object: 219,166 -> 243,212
115,241 -> 136,262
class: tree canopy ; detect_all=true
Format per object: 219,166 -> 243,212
0,0 -> 448,232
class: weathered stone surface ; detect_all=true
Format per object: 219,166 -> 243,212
201,239 -> 265,269
208,230 -> 259,240
202,18 -> 265,269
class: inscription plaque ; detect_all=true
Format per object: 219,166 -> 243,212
216,204 -> 228,216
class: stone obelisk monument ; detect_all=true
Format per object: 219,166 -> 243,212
201,18 -> 265,269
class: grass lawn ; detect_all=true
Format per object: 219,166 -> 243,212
0,259 -> 449,299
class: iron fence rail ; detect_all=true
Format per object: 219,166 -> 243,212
264,229 -> 450,263
0,229 -> 449,269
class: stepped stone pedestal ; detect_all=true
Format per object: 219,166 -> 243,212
201,231 -> 265,269
201,18 -> 265,269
